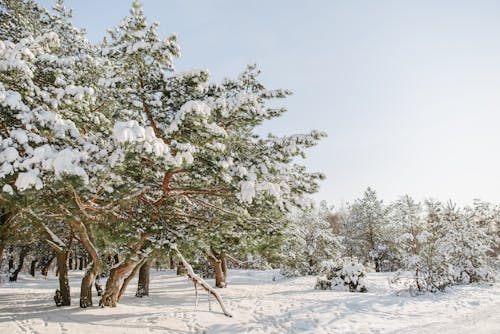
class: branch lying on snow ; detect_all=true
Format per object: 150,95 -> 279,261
171,244 -> 233,317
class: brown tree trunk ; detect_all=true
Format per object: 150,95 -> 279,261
0,209 -> 12,263
117,258 -> 145,302
99,259 -> 135,307
136,259 -> 152,297
221,253 -> 227,283
9,247 -> 28,282
71,221 -> 101,308
55,250 -> 71,306
375,257 -> 381,273
80,264 -> 98,308
41,255 -> 55,276
207,252 -> 226,288
30,259 -> 37,277
0,240 -> 7,268
177,261 -> 187,275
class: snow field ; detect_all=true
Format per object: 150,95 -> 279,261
0,269 -> 499,334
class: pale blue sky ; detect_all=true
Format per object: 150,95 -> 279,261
37,0 -> 500,206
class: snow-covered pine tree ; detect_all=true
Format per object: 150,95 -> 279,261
1,0 -> 326,312
391,195 -> 424,273
440,202 -> 496,284
89,1 -> 326,306
343,188 -> 390,271
280,201 -> 342,276
0,0 -> 118,306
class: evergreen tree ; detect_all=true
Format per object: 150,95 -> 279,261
280,202 -> 342,276
344,188 -> 389,271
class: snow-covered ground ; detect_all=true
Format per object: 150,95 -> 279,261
0,269 -> 499,333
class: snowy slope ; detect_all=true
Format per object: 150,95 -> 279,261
0,270 -> 499,333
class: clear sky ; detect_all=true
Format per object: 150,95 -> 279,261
36,0 -> 500,206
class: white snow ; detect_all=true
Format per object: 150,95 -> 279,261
239,180 -> 255,203
112,120 -> 175,161
14,170 -> 43,191
2,184 -> 13,195
0,270 -> 499,333
9,129 -> 28,144
0,147 -> 19,163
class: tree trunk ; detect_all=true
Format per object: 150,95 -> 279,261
41,255 -> 55,276
0,209 -> 12,263
374,257 -> 381,273
55,250 -> 71,306
177,262 -> 187,275
71,221 -> 101,308
207,252 -> 226,288
9,247 -> 28,282
136,259 -> 152,297
99,259 -> 135,307
95,276 -> 103,296
80,264 -> 98,308
221,253 -> 227,283
30,259 -> 37,277
118,258 -> 146,302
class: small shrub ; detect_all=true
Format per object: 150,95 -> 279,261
315,258 -> 367,292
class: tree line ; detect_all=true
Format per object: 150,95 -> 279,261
281,188 -> 499,293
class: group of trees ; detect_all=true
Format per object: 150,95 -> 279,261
281,188 -> 499,293
1,1 -> 497,315
0,0 -> 325,311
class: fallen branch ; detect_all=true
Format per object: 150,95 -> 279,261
171,244 -> 232,317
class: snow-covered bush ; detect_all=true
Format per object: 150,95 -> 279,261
315,258 -> 367,292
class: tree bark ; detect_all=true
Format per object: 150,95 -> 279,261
30,259 -> 37,277
99,259 -> 136,307
177,261 -> 187,275
71,221 -> 101,308
55,250 -> 71,306
9,247 -> 28,282
221,253 -> 227,283
207,252 -> 227,288
136,259 -> 152,297
80,264 -> 98,308
374,257 -> 381,273
0,209 -> 12,263
117,258 -> 145,303
41,255 -> 55,276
